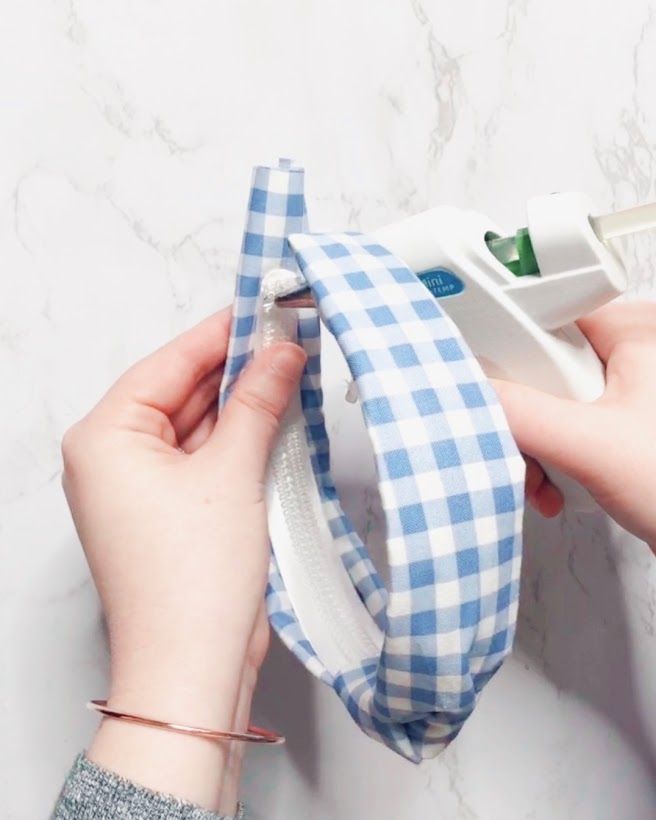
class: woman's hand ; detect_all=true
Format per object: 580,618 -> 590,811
61,308 -> 306,813
492,301 -> 656,551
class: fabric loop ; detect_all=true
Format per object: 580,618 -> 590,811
219,161 -> 525,762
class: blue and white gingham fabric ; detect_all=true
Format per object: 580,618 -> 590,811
219,161 -> 525,762
220,159 -> 308,399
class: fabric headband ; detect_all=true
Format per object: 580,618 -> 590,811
219,160 -> 525,762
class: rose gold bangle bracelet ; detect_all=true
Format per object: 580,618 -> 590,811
86,700 -> 285,745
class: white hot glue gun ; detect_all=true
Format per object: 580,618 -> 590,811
277,193 -> 656,511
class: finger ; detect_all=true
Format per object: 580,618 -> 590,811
170,366 -> 222,443
577,301 -> 656,364
105,307 -> 232,416
577,303 -> 628,363
524,456 -> 545,500
533,480 -> 564,517
178,406 -> 218,454
206,342 -> 306,481
525,456 -> 563,517
491,378 -> 609,487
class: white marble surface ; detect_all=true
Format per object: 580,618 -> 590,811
2,1 -> 656,818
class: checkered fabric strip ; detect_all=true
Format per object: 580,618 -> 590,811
288,232 -> 525,759
220,162 -> 386,678
219,160 -> 308,406
219,162 -> 525,763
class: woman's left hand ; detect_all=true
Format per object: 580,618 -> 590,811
62,308 -> 306,813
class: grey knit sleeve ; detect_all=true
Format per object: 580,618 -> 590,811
51,754 -> 245,820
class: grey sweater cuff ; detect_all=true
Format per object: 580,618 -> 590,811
52,754 -> 245,819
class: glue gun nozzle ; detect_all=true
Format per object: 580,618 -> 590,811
274,286 -> 316,309
591,200 -> 656,242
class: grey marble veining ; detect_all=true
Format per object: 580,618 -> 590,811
2,1 -> 656,818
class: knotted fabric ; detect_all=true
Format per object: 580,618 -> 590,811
219,161 -> 525,762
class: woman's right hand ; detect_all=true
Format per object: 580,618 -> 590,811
491,301 -> 656,552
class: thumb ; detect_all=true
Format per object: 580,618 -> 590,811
211,342 -> 306,480
490,378 -> 611,488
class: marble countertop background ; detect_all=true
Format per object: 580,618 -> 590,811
2,1 -> 656,818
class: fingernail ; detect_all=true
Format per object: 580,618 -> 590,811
269,343 -> 307,378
